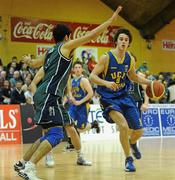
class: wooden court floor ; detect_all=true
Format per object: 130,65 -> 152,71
1,137 -> 175,180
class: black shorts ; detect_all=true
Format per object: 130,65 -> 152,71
33,92 -> 74,128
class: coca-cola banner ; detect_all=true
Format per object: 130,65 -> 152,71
11,17 -> 119,47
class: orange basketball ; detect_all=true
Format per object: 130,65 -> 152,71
146,81 -> 165,99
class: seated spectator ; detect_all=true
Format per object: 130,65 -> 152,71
0,76 -> 4,88
168,74 -> 175,103
20,63 -> 29,80
7,66 -> 15,80
1,80 -> 11,104
22,76 -> 32,92
7,56 -> 18,70
10,80 -> 26,104
0,70 -> 7,81
158,74 -> 164,83
0,77 -> 4,103
0,65 -> 3,73
9,70 -> 22,89
24,86 -> 34,104
137,61 -> 149,73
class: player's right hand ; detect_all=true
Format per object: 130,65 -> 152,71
105,81 -> 118,91
110,6 -> 122,23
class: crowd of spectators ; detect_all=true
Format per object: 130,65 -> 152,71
0,56 -> 175,105
0,56 -> 37,105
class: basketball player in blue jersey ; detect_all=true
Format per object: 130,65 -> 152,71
68,61 -> 100,133
90,28 -> 152,172
14,6 -> 122,180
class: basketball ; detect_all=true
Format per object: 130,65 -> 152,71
146,81 -> 165,99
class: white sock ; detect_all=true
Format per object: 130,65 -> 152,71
76,149 -> 83,158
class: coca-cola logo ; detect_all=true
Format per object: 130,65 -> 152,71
11,17 -> 119,46
73,26 -> 109,44
13,21 -> 54,40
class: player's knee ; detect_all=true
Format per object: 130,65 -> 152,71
40,127 -> 64,148
119,123 -> 129,132
136,128 -> 144,134
65,125 -> 76,136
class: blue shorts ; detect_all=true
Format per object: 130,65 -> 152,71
100,95 -> 142,130
69,103 -> 90,129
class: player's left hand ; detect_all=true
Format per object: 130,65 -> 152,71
73,100 -> 82,106
141,103 -> 148,112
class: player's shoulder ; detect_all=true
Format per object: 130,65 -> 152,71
127,51 -> 135,61
81,76 -> 89,83
99,51 -> 110,63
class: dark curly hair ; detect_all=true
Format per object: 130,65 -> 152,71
53,24 -> 72,43
114,28 -> 132,44
73,61 -> 83,68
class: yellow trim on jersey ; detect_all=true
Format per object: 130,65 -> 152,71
110,50 -> 125,64
86,103 -> 90,114
102,52 -> 110,79
79,76 -> 86,93
127,51 -> 135,72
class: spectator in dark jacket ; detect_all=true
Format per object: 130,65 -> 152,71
10,80 -> 26,104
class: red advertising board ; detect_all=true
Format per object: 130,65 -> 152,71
0,105 -> 22,144
11,17 -> 119,47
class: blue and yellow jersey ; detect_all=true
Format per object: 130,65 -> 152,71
71,76 -> 87,101
97,51 -> 135,98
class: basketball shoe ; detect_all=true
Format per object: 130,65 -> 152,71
125,156 -> 136,172
130,141 -> 142,159
65,137 -> 75,151
18,161 -> 42,180
45,151 -> 55,167
77,156 -> 92,166
14,161 -> 25,172
91,120 -> 100,133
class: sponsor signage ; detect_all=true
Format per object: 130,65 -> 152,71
0,105 -> 22,144
142,108 -> 161,136
160,108 -> 175,136
36,45 -> 52,56
162,40 -> 175,51
20,104 -> 42,144
81,104 -> 117,141
11,17 -> 119,47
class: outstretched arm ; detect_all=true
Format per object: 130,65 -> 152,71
22,54 -> 45,68
128,60 -> 151,86
128,71 -> 151,86
62,6 -> 122,54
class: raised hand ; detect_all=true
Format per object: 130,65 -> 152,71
110,6 -> 122,23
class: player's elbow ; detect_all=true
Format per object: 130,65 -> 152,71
89,91 -> 94,98
89,73 -> 95,83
